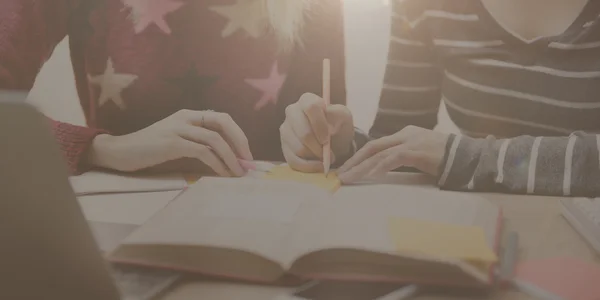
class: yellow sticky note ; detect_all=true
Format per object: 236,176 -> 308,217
183,173 -> 201,184
263,165 -> 341,192
389,217 -> 498,265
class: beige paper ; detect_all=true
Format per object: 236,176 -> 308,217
79,190 -> 181,225
71,171 -> 187,196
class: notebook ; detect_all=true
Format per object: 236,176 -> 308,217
109,177 -> 502,288
70,171 -> 187,196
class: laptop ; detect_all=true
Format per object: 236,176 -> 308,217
0,95 -> 178,300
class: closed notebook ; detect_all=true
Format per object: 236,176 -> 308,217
109,177 -> 502,288
70,171 -> 187,196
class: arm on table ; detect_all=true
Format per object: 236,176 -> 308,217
438,132 -> 600,197
0,0 -> 105,174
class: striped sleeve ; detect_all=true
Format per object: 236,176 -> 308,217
369,0 -> 443,138
438,132 -> 600,197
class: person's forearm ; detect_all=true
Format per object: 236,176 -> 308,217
86,134 -> 123,171
438,132 -> 600,197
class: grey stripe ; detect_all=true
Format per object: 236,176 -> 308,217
377,107 -> 439,116
433,39 -> 504,48
388,60 -> 435,68
443,96 -> 574,134
549,41 -> 600,50
446,71 -> 600,109
382,84 -> 440,92
597,135 -> 600,171
535,137 -> 568,195
408,10 -> 480,28
391,36 -> 426,46
468,59 -> 600,78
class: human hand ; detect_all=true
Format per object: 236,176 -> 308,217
337,126 -> 449,183
88,109 -> 253,176
280,93 -> 354,172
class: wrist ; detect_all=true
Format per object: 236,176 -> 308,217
87,134 -> 124,171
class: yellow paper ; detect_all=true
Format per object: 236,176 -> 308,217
263,165 -> 341,192
183,173 -> 201,184
389,217 -> 498,264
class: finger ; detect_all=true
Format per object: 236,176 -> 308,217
325,104 -> 352,135
298,93 -> 329,145
188,111 -> 253,161
337,128 -> 416,174
337,150 -> 387,184
282,142 -> 323,173
337,137 -> 394,174
280,122 -> 314,158
368,146 -> 414,178
178,125 -> 245,177
179,141 -> 230,177
339,145 -> 406,183
285,104 -> 323,158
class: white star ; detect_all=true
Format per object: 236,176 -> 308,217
123,0 -> 184,34
88,58 -> 138,110
209,1 -> 263,38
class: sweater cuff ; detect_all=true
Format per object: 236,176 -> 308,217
50,120 -> 108,175
436,134 -> 486,190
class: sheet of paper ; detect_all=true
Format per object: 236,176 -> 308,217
263,165 -> 341,192
388,217 -> 498,264
70,171 -> 187,196
515,257 -> 600,300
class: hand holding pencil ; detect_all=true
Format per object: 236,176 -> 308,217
280,59 -> 355,174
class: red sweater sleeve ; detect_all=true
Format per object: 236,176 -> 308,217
0,0 -> 105,174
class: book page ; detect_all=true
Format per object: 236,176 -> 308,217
118,177 -> 328,268
196,182 -> 304,224
290,184 -> 500,269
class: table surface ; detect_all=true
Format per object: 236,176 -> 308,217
77,172 -> 599,300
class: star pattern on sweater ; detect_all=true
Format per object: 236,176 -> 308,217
88,58 -> 138,110
123,0 -> 185,34
245,61 -> 287,110
209,1 -> 263,38
168,64 -> 217,103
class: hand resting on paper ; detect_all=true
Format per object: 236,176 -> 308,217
87,109 -> 253,177
280,93 -> 354,173
338,126 -> 449,183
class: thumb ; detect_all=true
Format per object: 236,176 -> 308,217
325,105 -> 352,135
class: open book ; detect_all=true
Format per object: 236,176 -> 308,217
109,177 -> 502,288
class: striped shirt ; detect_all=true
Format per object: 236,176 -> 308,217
362,0 -> 600,196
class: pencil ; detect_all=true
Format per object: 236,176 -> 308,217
322,59 -> 331,176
